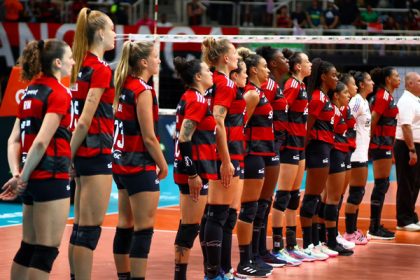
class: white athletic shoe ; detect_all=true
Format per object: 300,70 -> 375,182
315,242 -> 338,257
337,233 -> 356,249
303,244 -> 329,261
396,223 -> 420,232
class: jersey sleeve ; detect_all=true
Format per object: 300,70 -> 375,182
349,96 -> 362,118
90,64 -> 112,89
371,91 -> 388,116
308,96 -> 324,117
184,96 -> 207,123
213,84 -> 235,109
47,89 -> 71,115
397,98 -> 415,125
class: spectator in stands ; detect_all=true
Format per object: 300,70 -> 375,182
136,12 -> 155,31
36,0 -> 60,23
110,0 -> 128,25
4,0 -> 24,22
157,13 -> 173,27
383,13 -> 401,30
360,4 -> 380,27
71,0 -> 88,22
338,0 -> 360,35
187,0 -> 206,26
323,0 -> 339,32
306,0 -> 323,29
275,5 -> 292,28
405,9 -> 420,30
291,2 -> 308,28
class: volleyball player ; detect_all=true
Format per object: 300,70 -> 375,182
68,7 -> 116,279
322,81 -> 354,256
343,71 -> 374,245
271,50 -> 315,263
111,41 -> 168,280
172,57 -> 216,280
255,46 -> 302,266
300,58 -> 337,260
235,47 -> 286,277
1,39 -> 74,279
367,67 -> 400,240
201,37 -> 245,280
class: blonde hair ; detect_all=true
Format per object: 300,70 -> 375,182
201,37 -> 231,66
113,40 -> 154,108
71,8 -> 109,83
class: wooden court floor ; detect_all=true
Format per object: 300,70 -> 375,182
1,183 -> 420,279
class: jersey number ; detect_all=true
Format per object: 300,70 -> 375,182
113,120 -> 125,149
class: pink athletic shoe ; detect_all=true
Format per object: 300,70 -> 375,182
353,230 -> 369,245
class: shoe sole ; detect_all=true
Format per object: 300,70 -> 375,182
366,233 -> 395,240
264,262 -> 286,268
396,226 -> 420,232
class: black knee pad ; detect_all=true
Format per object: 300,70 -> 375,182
207,204 -> 229,227
13,241 -> 36,267
69,223 -> 78,245
29,245 -> 59,273
371,178 -> 389,202
318,201 -> 326,219
175,223 -> 200,249
254,200 -> 270,228
324,204 -> 338,222
113,227 -> 134,254
347,186 -> 365,205
224,208 -> 238,233
273,190 -> 291,211
130,228 -> 154,259
74,225 -> 102,250
299,195 -> 320,218
287,190 -> 301,210
239,201 -> 258,223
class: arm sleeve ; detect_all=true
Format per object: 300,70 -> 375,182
397,99 -> 414,125
184,97 -> 207,123
213,84 -> 235,109
308,97 -> 324,117
371,92 -> 388,116
47,90 -> 70,115
90,65 -> 112,89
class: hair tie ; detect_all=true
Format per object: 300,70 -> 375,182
86,8 -> 91,16
38,40 -> 44,51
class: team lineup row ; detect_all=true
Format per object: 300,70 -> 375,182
1,6 -> 416,280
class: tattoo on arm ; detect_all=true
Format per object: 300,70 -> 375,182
214,106 -> 227,120
182,119 -> 195,140
86,91 -> 98,104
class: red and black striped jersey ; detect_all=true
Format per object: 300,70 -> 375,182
112,76 -> 159,175
262,78 -> 288,143
18,75 -> 72,180
369,88 -> 399,150
341,105 -> 356,151
71,52 -> 114,157
174,89 -> 217,184
283,77 -> 308,150
308,89 -> 335,144
243,83 -> 275,156
209,71 -> 245,160
333,105 -> 348,152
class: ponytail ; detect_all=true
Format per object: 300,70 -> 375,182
201,36 -> 231,66
21,39 -> 67,81
113,40 -> 154,108
71,8 -> 109,83
307,58 -> 334,97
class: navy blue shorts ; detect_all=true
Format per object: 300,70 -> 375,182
244,155 -> 265,179
21,179 -> 71,205
280,148 -> 305,165
351,161 -> 368,168
345,151 -> 352,171
178,179 -> 209,195
217,160 -> 241,180
113,171 -> 160,196
74,154 -> 113,176
370,149 -> 393,161
329,149 -> 347,174
306,140 -> 332,169
264,155 -> 280,167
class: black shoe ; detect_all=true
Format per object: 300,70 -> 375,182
328,243 -> 353,256
260,251 -> 286,268
236,261 -> 270,278
368,225 -> 395,240
253,255 -> 273,272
